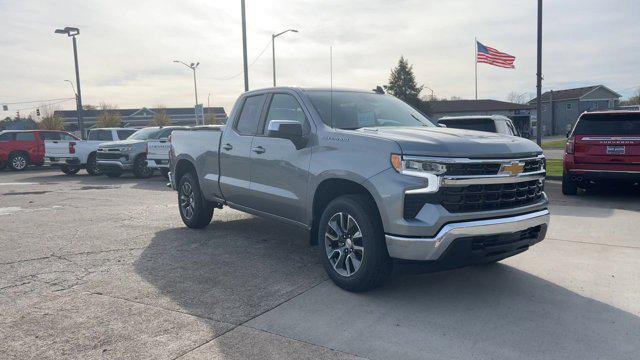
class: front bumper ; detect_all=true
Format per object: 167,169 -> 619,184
147,157 -> 169,169
96,160 -> 132,170
386,209 -> 549,261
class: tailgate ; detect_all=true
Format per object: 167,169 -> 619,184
45,140 -> 72,158
147,140 -> 170,159
574,135 -> 640,164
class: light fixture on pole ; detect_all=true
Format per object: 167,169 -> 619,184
272,29 -> 298,87
174,60 -> 201,125
55,26 -> 85,139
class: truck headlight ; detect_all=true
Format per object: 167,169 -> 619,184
391,154 -> 445,193
119,146 -> 133,152
391,154 -> 447,177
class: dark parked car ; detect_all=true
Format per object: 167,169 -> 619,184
438,115 -> 521,136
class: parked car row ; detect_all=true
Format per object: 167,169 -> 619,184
0,126 -> 184,179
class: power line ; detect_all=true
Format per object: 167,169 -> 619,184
4,99 -> 75,112
209,39 -> 272,81
0,97 -> 75,105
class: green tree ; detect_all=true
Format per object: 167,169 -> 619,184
96,103 -> 123,127
38,115 -> 65,130
149,107 -> 172,126
384,56 -> 423,108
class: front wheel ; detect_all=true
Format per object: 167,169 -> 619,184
133,154 -> 153,178
60,165 -> 80,175
178,172 -> 214,228
86,154 -> 102,176
319,194 -> 391,292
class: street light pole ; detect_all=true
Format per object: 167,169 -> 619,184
174,60 -> 200,125
241,0 -> 249,92
535,0 -> 543,146
271,29 -> 298,87
55,27 -> 84,139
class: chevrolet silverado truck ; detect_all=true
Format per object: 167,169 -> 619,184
45,128 -> 136,175
97,126 -> 183,178
169,87 -> 549,292
146,126 -> 187,178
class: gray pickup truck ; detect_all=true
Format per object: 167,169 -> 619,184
169,87 -> 549,291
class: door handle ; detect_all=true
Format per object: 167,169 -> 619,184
251,146 -> 265,154
222,143 -> 233,151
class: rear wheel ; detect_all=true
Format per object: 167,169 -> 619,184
86,153 -> 101,176
8,153 -> 28,171
61,165 -> 80,175
178,172 -> 214,228
133,154 -> 153,178
562,172 -> 578,195
319,194 -> 391,292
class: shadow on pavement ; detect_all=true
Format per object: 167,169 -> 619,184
18,171 -> 170,191
133,216 -> 327,325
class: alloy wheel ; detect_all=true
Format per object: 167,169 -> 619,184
12,156 -> 26,170
324,212 -> 365,277
179,181 -> 196,220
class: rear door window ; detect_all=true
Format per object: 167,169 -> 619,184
88,130 -> 113,141
440,119 -> 497,133
235,95 -> 266,135
0,132 -> 15,141
15,132 -> 35,141
39,132 -> 61,141
573,113 -> 640,135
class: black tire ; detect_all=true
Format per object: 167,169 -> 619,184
562,172 -> 578,195
8,152 -> 29,171
160,168 -> 169,180
86,153 -> 101,176
178,172 -> 214,228
105,171 -> 122,178
318,194 -> 391,292
60,165 -> 81,175
133,154 -> 153,178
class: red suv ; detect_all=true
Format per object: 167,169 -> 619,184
0,130 -> 79,171
563,111 -> 640,195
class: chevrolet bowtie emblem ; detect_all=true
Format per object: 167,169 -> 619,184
499,161 -> 525,176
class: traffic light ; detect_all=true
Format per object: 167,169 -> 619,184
36,108 -> 41,116
2,104 -> 7,111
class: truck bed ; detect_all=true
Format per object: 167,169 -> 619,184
171,125 -> 225,200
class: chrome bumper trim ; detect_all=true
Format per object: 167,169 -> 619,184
96,160 -> 127,169
442,170 -> 546,186
385,209 -> 550,261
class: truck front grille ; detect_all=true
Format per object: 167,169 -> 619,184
97,152 -> 125,160
445,158 -> 544,176
403,179 -> 544,218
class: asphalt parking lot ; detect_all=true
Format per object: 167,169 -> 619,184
1,169 -> 639,359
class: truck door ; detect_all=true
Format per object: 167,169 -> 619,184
219,94 -> 267,206
249,92 -> 312,225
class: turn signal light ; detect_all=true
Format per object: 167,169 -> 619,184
391,154 -> 402,172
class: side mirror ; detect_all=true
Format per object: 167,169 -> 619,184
267,120 -> 307,149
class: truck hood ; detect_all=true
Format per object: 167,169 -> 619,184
98,139 -> 146,148
357,127 -> 542,158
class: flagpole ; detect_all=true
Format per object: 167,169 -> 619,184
474,37 -> 478,100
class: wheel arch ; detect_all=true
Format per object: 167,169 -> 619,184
310,177 -> 383,246
174,158 -> 198,186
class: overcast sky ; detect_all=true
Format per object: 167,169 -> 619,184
0,0 -> 638,118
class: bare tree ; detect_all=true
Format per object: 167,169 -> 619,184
621,87 -> 640,105
36,103 -> 65,130
96,103 -> 123,127
507,91 -> 528,104
149,106 -> 172,126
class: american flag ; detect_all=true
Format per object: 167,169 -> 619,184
476,41 -> 515,69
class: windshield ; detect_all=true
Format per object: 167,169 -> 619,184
574,113 -> 640,136
127,128 -> 164,140
306,91 -> 434,129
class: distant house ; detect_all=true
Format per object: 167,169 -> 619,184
54,106 -> 227,131
426,99 -> 534,135
528,85 -> 621,135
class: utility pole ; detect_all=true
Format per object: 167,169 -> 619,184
241,0 -> 249,92
55,27 -> 85,139
536,0 -> 543,146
